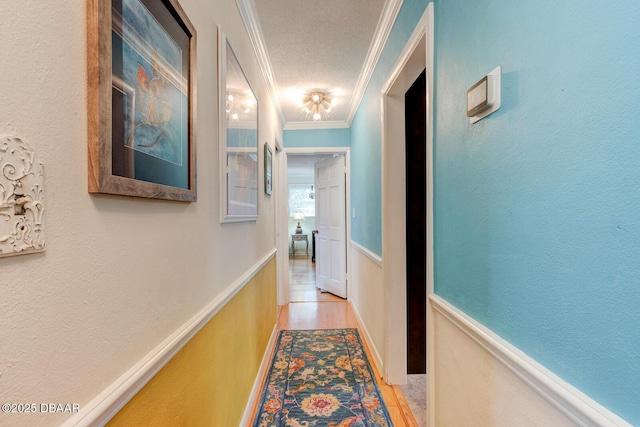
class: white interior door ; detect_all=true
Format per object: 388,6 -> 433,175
314,155 -> 347,298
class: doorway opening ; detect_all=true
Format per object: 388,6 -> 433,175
283,150 -> 351,304
406,68 -> 427,375
402,68 -> 428,427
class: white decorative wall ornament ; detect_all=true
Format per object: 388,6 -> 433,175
0,134 -> 45,258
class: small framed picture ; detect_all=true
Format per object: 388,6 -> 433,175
264,142 -> 273,195
264,143 -> 273,196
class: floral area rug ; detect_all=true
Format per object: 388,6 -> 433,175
253,328 -> 393,427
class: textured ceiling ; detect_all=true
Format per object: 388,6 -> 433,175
254,0 -> 386,129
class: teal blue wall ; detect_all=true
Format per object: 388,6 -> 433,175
227,128 -> 257,147
350,0 -> 429,255
283,128 -> 350,147
433,0 -> 640,423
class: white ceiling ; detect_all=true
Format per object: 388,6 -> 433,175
287,154 -> 336,179
239,0 -> 402,130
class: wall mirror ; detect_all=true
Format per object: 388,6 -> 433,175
219,28 -> 258,222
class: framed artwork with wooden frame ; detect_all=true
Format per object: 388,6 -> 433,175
218,27 -> 259,222
87,0 -> 197,201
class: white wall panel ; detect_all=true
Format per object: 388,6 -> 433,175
348,242 -> 385,372
431,296 -> 632,427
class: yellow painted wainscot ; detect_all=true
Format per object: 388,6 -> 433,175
107,257 -> 277,426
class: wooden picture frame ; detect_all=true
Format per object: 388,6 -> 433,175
87,0 -> 197,201
218,28 -> 259,221
264,142 -> 272,195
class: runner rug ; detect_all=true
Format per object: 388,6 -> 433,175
253,328 -> 393,426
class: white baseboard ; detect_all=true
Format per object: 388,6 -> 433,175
429,295 -> 631,427
62,249 -> 277,427
239,323 -> 279,426
350,301 -> 385,377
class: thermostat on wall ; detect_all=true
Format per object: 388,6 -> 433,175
467,66 -> 501,124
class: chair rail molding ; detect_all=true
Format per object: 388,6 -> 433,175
350,240 -> 382,267
430,295 -> 632,427
61,249 -> 277,426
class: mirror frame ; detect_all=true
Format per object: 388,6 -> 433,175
218,28 -> 259,222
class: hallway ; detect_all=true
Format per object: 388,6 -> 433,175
4,1 -> 637,425
273,255 -> 420,425
255,301 -> 419,426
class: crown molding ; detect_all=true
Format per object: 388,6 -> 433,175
236,0 -> 286,128
345,0 -> 404,126
284,120 -> 350,131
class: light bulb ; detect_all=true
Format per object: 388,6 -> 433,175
313,113 -> 321,120
312,94 -> 320,102
227,94 -> 234,102
232,113 -> 239,120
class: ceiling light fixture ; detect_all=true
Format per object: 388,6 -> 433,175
300,91 -> 334,121
226,92 -> 255,121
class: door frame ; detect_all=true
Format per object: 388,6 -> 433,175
380,2 -> 434,390
274,138 -> 288,306
277,147 -> 351,307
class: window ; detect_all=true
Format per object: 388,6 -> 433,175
288,184 -> 315,217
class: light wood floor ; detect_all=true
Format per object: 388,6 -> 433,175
277,302 -> 419,426
289,256 -> 344,302
249,256 -> 419,425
